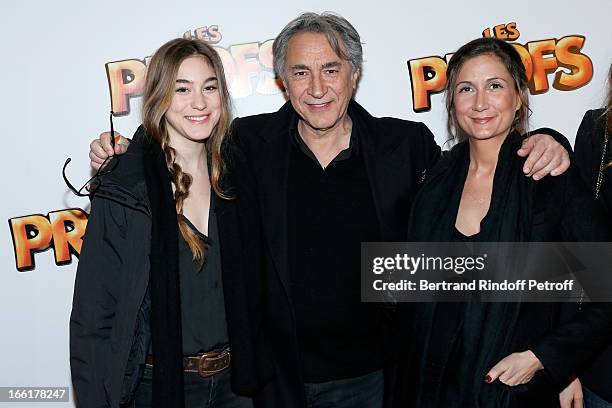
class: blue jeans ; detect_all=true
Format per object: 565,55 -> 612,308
134,364 -> 252,408
584,387 -> 612,408
303,369 -> 384,408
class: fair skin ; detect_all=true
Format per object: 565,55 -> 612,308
488,355 -> 583,408
90,34 -> 570,176
559,377 -> 583,408
90,29 -> 577,404
454,54 -> 581,406
454,54 -> 522,236
282,31 -> 358,169
164,55 -> 221,234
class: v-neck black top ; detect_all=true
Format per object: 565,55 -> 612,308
178,200 -> 229,355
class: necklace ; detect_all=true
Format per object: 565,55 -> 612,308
464,188 -> 490,205
595,125 -> 609,199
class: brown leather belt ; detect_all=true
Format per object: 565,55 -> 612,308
145,347 -> 230,378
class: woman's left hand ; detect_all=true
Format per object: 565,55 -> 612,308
484,350 -> 544,386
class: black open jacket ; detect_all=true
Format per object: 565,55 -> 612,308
70,128 -> 249,408
225,99 -> 441,407
70,129 -> 154,407
396,130 -> 612,408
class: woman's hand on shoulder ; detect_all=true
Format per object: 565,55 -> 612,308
484,350 -> 544,386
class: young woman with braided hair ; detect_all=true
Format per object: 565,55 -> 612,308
70,38 -> 252,408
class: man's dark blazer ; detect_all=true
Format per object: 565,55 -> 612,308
218,99 -> 440,407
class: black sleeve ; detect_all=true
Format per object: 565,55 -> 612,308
415,122 -> 442,181
574,110 -> 599,191
70,197 -> 127,408
531,166 -> 612,386
222,119 -> 275,394
532,303 -> 612,387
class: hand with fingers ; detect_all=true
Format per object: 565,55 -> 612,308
484,350 -> 544,386
90,131 -> 130,171
517,133 -> 570,180
559,377 -> 583,408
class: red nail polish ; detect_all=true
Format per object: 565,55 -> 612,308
484,375 -> 492,383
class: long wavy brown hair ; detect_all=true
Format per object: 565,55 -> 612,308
600,63 -> 612,171
142,38 -> 232,263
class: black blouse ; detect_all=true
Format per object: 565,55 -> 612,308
178,200 -> 229,355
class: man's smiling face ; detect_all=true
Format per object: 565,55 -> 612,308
282,31 -> 359,134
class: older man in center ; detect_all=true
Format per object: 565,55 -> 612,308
89,12 -> 569,408
227,14 -> 438,408
224,12 -> 568,408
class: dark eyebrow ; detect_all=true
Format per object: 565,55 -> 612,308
175,76 -> 218,84
288,62 -> 342,71
322,61 -> 342,69
289,64 -> 309,71
456,76 -> 510,87
456,80 -> 473,87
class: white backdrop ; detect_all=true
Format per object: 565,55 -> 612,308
1,1 -> 611,406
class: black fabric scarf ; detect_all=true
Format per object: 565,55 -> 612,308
408,132 -> 535,408
140,126 -> 185,408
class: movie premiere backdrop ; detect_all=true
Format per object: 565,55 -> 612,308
2,0 -> 611,405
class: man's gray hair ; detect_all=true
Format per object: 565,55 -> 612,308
272,12 -> 363,80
